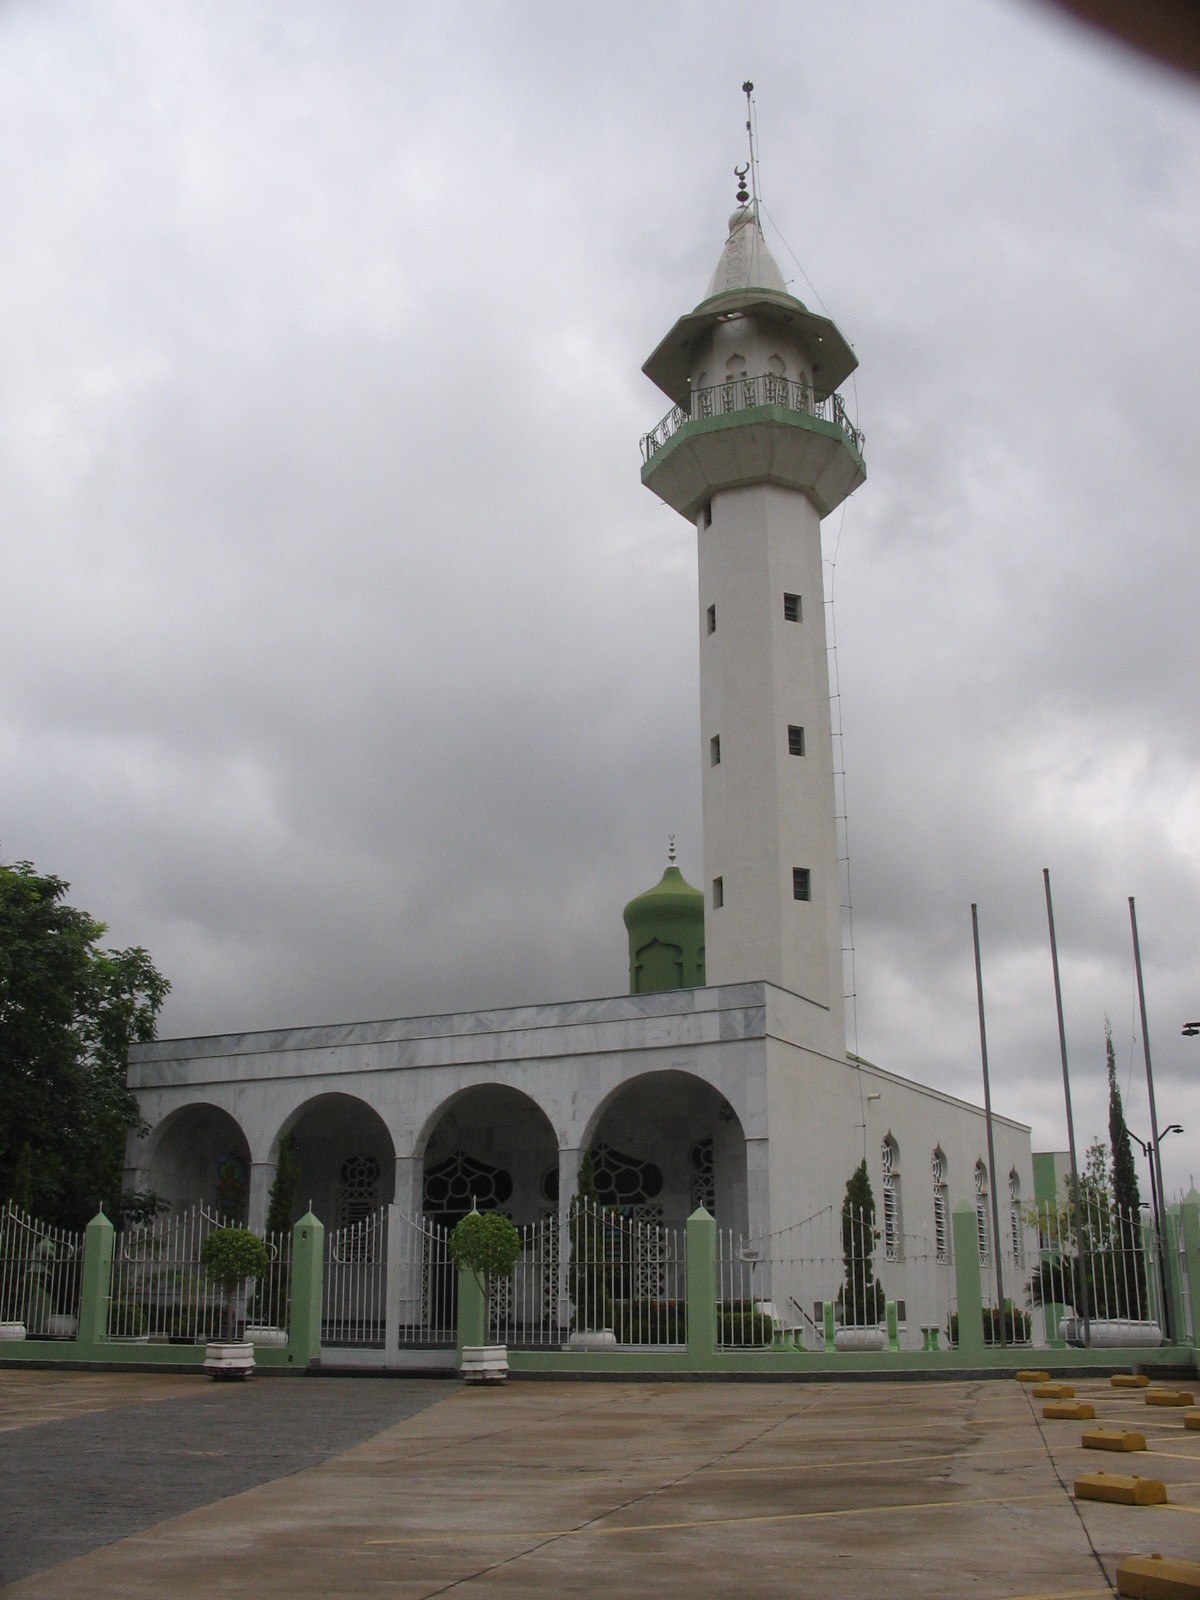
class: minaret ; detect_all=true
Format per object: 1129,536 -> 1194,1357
640,155 -> 865,1053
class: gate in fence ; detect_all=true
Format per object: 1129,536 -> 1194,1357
0,1203 -> 84,1337
492,1201 -> 686,1348
321,1205 -> 454,1366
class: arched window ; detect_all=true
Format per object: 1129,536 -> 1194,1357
881,1136 -> 902,1261
975,1161 -> 991,1266
932,1148 -> 949,1263
1008,1170 -> 1024,1268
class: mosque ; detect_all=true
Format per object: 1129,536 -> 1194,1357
124,178 -> 1034,1288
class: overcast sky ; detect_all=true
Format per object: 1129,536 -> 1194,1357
3,0 -> 1199,1201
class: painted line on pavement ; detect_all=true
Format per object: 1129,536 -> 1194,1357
365,1488 -> 1064,1545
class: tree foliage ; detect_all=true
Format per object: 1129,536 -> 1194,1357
200,1226 -> 270,1341
1027,1030 -> 1150,1320
449,1210 -> 521,1293
838,1159 -> 885,1326
0,861 -> 170,1228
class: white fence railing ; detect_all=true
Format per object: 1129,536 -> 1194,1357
550,1199 -> 686,1347
489,1213 -> 560,1347
1026,1197 -> 1162,1340
322,1206 -> 454,1349
0,1203 -> 83,1335
108,1205 -> 241,1341
717,1206 -> 960,1350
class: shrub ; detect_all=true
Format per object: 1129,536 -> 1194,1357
946,1306 -> 1031,1346
200,1227 -> 270,1341
718,1307 -> 774,1346
449,1211 -> 521,1294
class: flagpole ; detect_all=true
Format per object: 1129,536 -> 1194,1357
1129,896 -> 1173,1341
971,903 -> 1007,1343
1043,869 -> 1090,1345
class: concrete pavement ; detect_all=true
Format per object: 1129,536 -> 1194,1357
1,1370 -> 1197,1598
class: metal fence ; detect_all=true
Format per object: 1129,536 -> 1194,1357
1026,1197 -> 1162,1341
717,1206 -> 958,1350
1176,1198 -> 1194,1344
640,375 -> 865,464
0,1204 -> 84,1335
322,1206 -> 454,1349
108,1205 -> 237,1341
489,1213 -> 560,1347
548,1199 -> 686,1347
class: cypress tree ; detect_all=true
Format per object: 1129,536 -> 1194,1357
1106,1021 -> 1146,1316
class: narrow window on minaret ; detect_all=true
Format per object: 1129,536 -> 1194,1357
783,593 -> 802,623
792,868 -> 811,901
710,735 -> 721,766
712,876 -> 724,909
706,604 -> 716,635
787,725 -> 805,757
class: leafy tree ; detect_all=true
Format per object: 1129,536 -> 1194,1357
837,1160 -> 885,1327
0,861 -> 169,1228
265,1135 -> 299,1236
1106,1022 -> 1146,1316
200,1226 -> 270,1342
448,1210 -> 522,1299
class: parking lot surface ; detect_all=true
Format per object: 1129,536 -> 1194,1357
1,1369 -> 1197,1598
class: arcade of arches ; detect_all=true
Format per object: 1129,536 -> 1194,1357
139,1072 -> 749,1237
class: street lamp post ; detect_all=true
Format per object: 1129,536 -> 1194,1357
1129,1123 -> 1183,1335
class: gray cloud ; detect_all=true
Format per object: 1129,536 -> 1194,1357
3,0 -> 1198,1198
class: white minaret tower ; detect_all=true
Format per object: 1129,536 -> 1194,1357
640,124 -> 865,1057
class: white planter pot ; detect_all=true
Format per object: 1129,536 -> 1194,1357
244,1325 -> 288,1348
203,1340 -> 256,1380
45,1314 -> 78,1339
0,1322 -> 26,1342
459,1344 -> 509,1383
566,1330 -> 617,1350
834,1326 -> 887,1352
1060,1316 -> 1163,1349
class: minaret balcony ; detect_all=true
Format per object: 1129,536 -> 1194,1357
641,376 -> 866,521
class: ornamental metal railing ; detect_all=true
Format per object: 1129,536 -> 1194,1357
716,1206 -> 956,1350
322,1205 -> 454,1348
487,1212 -> 561,1347
486,1202 -> 688,1348
640,376 -> 864,464
108,1204 -> 237,1341
0,1204 -> 84,1334
1027,1197 -> 1163,1342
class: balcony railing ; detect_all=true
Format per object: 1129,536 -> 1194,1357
641,375 -> 865,464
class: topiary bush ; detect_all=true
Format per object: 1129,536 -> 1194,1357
200,1226 -> 270,1341
449,1211 -> 522,1301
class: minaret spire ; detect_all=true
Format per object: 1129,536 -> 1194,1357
742,80 -> 760,213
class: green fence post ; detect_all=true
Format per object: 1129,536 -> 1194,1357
822,1301 -> 835,1351
1178,1190 -> 1200,1346
74,1210 -> 115,1358
286,1211 -> 325,1368
952,1202 -> 985,1358
885,1300 -> 899,1352
685,1206 -> 717,1365
456,1266 -> 486,1356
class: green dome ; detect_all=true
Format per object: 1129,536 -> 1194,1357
623,865 -> 705,995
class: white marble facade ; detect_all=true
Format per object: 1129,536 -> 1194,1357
126,979 -> 1033,1259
